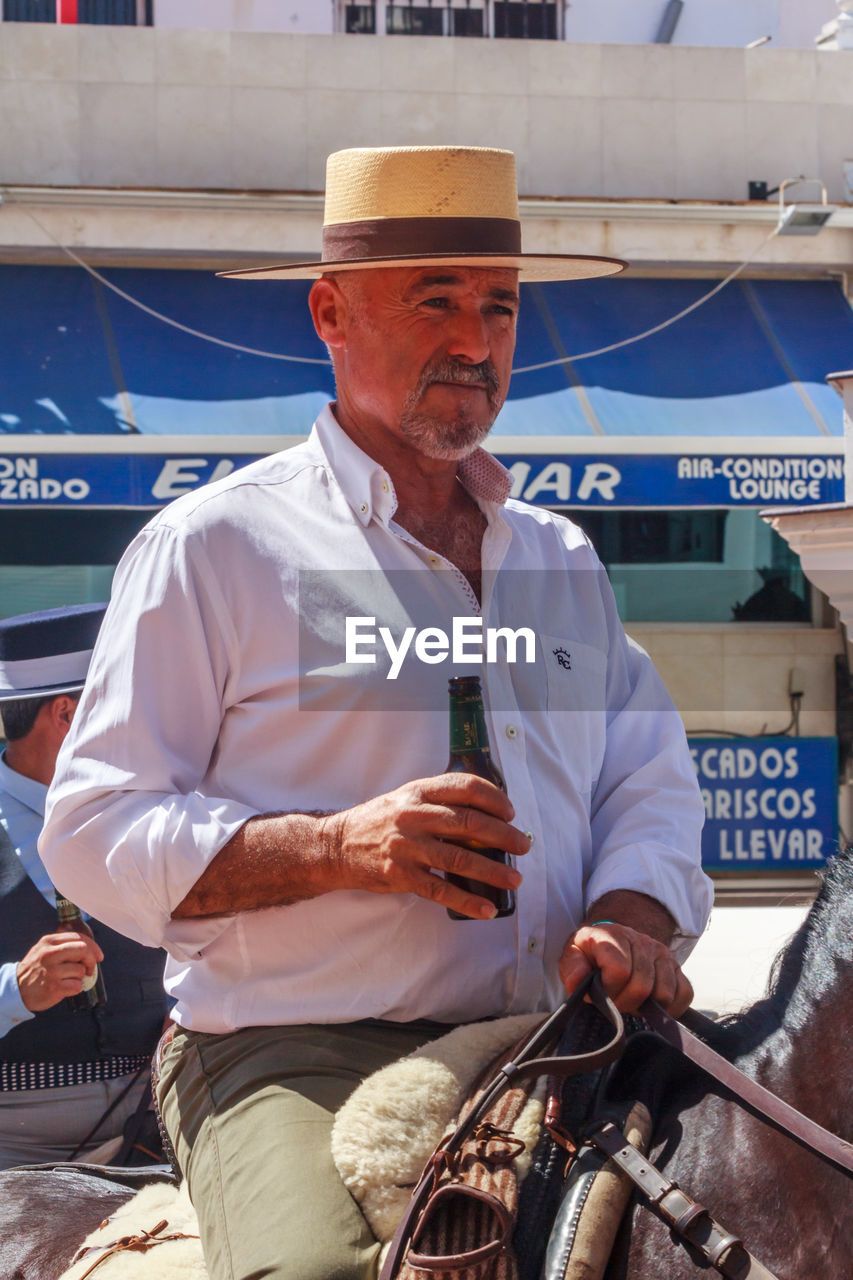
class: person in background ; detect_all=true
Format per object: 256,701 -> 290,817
0,604 -> 168,1169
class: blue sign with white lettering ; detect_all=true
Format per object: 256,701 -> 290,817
0,453 -> 264,507
0,450 -> 844,509
502,453 -> 845,508
689,737 -> 838,871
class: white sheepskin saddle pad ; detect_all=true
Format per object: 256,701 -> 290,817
331,1012 -> 545,1243
59,1180 -> 206,1280
58,1011 -> 545,1279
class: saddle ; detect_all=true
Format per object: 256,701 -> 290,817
356,977 -> 648,1280
351,975 -> 784,1280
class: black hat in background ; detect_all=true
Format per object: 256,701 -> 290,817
0,604 -> 106,703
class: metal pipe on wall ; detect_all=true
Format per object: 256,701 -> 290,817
655,0 -> 683,43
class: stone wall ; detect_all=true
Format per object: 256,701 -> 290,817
2,25 -> 852,200
630,623 -> 841,737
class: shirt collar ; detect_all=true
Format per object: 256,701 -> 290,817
0,751 -> 47,818
312,403 -> 513,527
458,449 -> 513,506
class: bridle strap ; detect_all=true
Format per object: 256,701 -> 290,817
588,1121 -> 781,1280
642,1000 -> 853,1178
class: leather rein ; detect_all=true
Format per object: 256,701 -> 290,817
640,999 -> 853,1180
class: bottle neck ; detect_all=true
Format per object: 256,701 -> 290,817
449,691 -> 490,756
55,894 -> 82,925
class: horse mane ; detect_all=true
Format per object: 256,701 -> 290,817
717,847 -> 853,1054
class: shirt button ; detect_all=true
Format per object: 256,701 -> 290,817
429,555 -> 441,567
381,480 -> 390,493
505,724 -> 518,739
360,502 -> 369,515
527,937 -> 537,953
525,830 -> 534,843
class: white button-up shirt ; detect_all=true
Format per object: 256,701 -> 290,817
42,407 -> 711,1033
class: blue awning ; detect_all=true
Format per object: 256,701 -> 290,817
1,265 -> 851,440
502,277 -> 852,440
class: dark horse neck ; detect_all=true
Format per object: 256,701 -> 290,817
618,854 -> 853,1279
723,864 -> 853,1145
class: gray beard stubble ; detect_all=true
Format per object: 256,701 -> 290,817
399,358 -> 503,460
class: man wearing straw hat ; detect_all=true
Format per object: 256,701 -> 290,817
42,148 -> 711,1277
0,604 -> 168,1168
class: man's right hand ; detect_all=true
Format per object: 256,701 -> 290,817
173,773 -> 530,921
15,932 -> 104,1012
324,772 -> 530,919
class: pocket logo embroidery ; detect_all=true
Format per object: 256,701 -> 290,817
553,647 -> 572,671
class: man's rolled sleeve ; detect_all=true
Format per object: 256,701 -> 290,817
40,522 -> 257,958
584,840 -> 712,963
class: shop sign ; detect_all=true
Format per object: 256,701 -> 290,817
0,453 -> 263,507
689,737 -> 838,871
0,450 -> 845,510
503,453 -> 845,508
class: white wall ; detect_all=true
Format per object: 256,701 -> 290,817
152,0 -> 334,33
630,624 -> 841,737
564,0 -> 774,47
2,25 -> 853,203
564,0 -> 839,49
779,0 -> 841,48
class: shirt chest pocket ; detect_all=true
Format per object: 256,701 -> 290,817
542,635 -> 608,795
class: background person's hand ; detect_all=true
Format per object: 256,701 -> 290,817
16,931 -> 104,1012
326,772 -> 530,919
559,919 -> 693,1017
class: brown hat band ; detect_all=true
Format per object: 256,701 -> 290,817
321,216 -> 523,263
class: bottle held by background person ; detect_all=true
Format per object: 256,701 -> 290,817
55,893 -> 107,1010
445,675 -> 516,920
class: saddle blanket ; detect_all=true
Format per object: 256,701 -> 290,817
58,1012 -> 549,1280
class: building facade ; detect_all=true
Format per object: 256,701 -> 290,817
3,0 -> 841,50
1,22 -> 852,924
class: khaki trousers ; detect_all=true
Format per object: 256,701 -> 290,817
155,1020 -> 446,1280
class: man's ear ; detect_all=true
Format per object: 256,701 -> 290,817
309,277 -> 348,351
49,694 -> 79,740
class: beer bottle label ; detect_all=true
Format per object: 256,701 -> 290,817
445,675 -> 515,920
55,895 -> 81,925
449,690 -> 490,756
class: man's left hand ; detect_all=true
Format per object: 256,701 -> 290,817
559,920 -> 693,1017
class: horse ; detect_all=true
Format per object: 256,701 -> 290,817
2,849 -> 852,1280
0,1164 -> 166,1280
607,847 -> 853,1278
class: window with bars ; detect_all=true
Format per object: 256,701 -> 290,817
3,0 -> 54,17
344,3 -> 376,33
452,6 -> 484,36
494,1 -> 556,39
341,1 -> 555,39
387,3 -> 444,35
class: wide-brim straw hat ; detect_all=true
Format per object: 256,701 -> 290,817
220,146 -> 626,283
0,603 -> 106,703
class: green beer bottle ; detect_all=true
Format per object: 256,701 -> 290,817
445,675 -> 516,920
55,893 -> 107,1011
